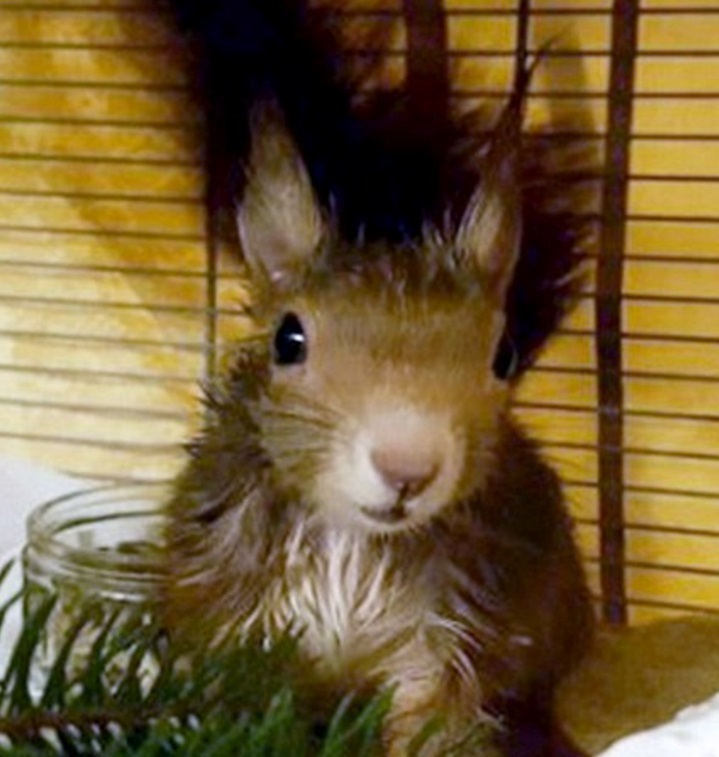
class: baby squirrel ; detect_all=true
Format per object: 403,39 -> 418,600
162,1 -> 596,754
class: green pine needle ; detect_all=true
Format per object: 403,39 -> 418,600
0,562 -> 491,755
0,562 -> 388,755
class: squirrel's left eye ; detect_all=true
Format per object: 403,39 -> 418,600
493,333 -> 519,380
273,312 -> 307,366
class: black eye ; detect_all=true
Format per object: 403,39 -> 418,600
493,333 -> 519,380
273,312 -> 307,366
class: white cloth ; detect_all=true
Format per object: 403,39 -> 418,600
598,693 -> 719,756
0,455 -> 83,671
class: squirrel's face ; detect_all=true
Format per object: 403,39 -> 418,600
258,285 -> 509,534
235,105 -> 522,533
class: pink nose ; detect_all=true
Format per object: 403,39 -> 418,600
370,447 -> 439,499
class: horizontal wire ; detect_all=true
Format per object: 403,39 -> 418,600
542,441 -> 719,464
622,291 -> 719,304
516,402 -> 719,427
625,522 -> 719,540
0,292 -> 243,316
562,476 -> 719,506
0,111 -> 192,129
630,174 -> 719,183
0,187 -> 201,203
0,41 -> 182,53
581,568 -> 719,614
0,259 -> 218,278
631,134 -> 719,141
625,483 -> 719,502
333,7 -> 719,18
446,50 -> 719,59
0,361 -> 197,384
621,332 -> 719,345
624,596 -> 719,616
627,561 -> 719,579
0,223 -> 204,240
624,253 -> 719,263
0,77 -> 188,92
0,163 -> 580,188
0,428 -> 182,452
0,394 -> 190,421
543,482 -> 719,507
533,365 -> 719,384
0,4 -> 164,12
219,47 -> 717,59
587,557 -> 719,579
0,100 -> 710,142
0,79 -> 713,101
459,89 -> 719,99
0,151 -> 199,167
0,329 -> 207,352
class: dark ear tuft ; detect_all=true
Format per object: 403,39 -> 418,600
455,86 -> 525,306
236,102 -> 324,288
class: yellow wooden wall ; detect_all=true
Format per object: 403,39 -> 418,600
0,0 -> 717,624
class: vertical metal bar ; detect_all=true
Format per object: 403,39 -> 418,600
514,0 -> 530,79
596,0 -> 640,625
202,97 -> 222,389
203,203 -> 219,388
402,0 -> 449,136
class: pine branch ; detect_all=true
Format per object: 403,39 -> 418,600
0,562 -> 389,755
0,563 -> 489,755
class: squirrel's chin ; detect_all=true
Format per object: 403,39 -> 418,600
313,497 -> 444,536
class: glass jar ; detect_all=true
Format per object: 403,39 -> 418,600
22,483 -> 168,684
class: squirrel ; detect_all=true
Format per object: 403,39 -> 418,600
161,1 -> 596,754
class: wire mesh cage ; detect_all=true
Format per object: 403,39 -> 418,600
0,0 -> 717,628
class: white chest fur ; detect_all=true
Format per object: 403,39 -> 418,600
257,528 -> 432,680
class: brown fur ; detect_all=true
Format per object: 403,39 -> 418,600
162,109 -> 594,755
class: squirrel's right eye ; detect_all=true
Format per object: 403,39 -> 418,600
273,312 -> 307,366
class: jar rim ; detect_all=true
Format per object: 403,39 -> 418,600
24,482 -> 169,600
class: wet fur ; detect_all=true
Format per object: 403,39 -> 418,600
166,343 -> 593,751
163,1 -> 595,753
165,263 -> 594,753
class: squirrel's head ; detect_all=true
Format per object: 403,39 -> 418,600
233,105 -> 523,534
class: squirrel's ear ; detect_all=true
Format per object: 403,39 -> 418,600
456,98 -> 523,306
236,104 -> 324,287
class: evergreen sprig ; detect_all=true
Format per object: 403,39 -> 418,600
0,563 -> 390,756
0,564 -> 490,755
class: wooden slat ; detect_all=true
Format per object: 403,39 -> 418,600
625,301 -> 719,340
625,452 -> 719,495
517,370 -> 597,409
0,122 -> 197,161
630,179 -> 719,219
0,85 -> 192,123
627,219 -> 719,258
636,58 -> 719,94
632,140 -> 719,177
624,338 -> 719,379
625,567 -> 719,616
0,159 -> 202,197
640,13 -> 719,52
625,376 -> 719,417
0,10 -> 174,46
625,414 -> 719,456
625,491 -> 719,532
633,99 -> 719,136
625,260 -> 719,300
